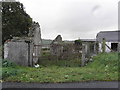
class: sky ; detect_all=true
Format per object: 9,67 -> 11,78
18,0 -> 119,40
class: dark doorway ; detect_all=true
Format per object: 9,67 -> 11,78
111,43 -> 118,51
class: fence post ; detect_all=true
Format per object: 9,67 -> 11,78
102,38 -> 106,53
81,44 -> 85,67
118,42 -> 120,52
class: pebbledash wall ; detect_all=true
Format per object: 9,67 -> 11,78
4,22 -> 42,66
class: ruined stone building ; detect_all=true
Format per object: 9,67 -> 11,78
50,35 -> 97,60
50,35 -> 63,57
4,22 -> 42,66
81,39 -> 96,56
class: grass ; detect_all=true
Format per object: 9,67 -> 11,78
2,52 -> 119,83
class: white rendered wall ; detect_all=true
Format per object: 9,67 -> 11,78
99,42 -> 111,53
105,42 -> 111,53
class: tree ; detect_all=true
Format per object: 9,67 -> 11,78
74,39 -> 82,53
2,2 -> 32,43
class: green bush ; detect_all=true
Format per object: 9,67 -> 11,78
2,59 -> 18,68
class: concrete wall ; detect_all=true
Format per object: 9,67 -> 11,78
4,41 -> 33,66
29,43 -> 34,66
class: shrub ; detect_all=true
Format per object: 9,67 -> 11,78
2,59 -> 18,68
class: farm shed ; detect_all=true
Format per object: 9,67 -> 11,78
96,30 -> 120,52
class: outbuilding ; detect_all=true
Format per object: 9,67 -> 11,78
96,30 -> 120,52
4,22 -> 42,66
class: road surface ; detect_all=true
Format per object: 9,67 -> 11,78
2,81 -> 119,88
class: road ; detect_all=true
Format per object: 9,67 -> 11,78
2,81 -> 119,88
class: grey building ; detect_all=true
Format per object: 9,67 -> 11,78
4,22 -> 42,66
96,30 -> 120,52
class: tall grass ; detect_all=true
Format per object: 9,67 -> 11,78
87,52 -> 119,72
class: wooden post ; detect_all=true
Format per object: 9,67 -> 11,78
102,38 -> 106,53
81,44 -> 85,67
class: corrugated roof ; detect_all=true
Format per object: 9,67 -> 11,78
96,30 -> 120,42
81,39 -> 96,42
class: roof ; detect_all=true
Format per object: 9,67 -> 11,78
81,39 -> 96,42
96,30 -> 120,42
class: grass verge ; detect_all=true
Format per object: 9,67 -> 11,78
2,52 -> 119,83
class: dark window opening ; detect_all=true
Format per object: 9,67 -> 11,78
111,43 -> 118,51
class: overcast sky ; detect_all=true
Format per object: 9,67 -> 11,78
18,0 -> 119,40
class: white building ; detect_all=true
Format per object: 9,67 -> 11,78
96,30 -> 120,53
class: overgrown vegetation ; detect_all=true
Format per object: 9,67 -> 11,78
39,50 -> 81,66
2,59 -> 24,79
2,52 -> 119,83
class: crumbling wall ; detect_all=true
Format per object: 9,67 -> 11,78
50,35 -> 63,57
32,22 -> 42,64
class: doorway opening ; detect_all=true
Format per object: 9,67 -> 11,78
111,43 -> 118,51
